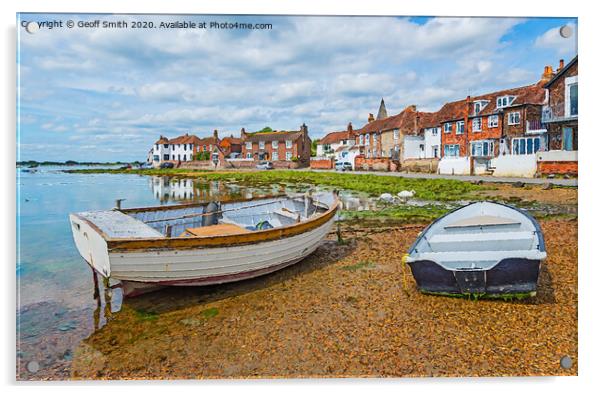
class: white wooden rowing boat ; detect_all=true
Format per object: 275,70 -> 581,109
406,201 -> 546,297
69,192 -> 339,296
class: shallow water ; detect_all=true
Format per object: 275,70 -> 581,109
16,166 -> 379,379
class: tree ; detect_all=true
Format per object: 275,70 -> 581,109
257,127 -> 273,133
311,139 -> 318,157
195,151 -> 211,161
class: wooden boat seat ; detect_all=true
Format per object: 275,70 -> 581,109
179,223 -> 251,238
428,231 -> 535,252
444,215 -> 520,229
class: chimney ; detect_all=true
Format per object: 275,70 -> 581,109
414,114 -> 420,134
213,129 -> 219,140
240,128 -> 246,139
541,65 -> 554,83
557,59 -> 565,72
368,113 -> 375,123
407,105 -> 417,112
347,122 -> 353,139
300,123 -> 308,134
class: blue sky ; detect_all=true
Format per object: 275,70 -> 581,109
17,14 -> 577,162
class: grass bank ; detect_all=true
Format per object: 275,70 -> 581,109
65,168 -> 483,201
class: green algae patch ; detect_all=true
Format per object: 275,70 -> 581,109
201,307 -> 219,319
341,261 -> 376,271
65,168 -> 483,201
134,309 -> 159,322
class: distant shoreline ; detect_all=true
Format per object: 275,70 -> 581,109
16,160 -> 133,167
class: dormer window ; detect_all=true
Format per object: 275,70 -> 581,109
496,95 -> 516,109
473,100 -> 488,115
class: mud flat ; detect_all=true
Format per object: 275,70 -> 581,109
70,218 -> 577,379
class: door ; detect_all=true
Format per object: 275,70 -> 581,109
563,127 -> 573,151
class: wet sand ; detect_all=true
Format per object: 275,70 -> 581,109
70,218 -> 577,379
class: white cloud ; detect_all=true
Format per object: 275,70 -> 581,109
535,22 -> 577,55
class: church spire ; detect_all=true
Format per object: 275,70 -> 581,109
376,98 -> 388,120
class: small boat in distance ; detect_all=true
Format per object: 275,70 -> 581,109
69,192 -> 339,297
406,201 -> 546,298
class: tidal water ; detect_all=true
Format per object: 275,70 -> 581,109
16,166 -> 378,379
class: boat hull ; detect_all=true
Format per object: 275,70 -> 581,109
72,213 -> 336,297
408,258 -> 541,296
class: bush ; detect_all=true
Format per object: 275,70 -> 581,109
195,151 -> 211,161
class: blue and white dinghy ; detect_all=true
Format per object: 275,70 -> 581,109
405,201 -> 546,297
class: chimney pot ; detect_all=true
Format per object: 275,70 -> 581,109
368,113 -> 375,123
558,59 -> 565,72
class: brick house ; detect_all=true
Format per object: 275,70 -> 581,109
240,124 -> 311,166
439,69 -> 549,174
219,133 -> 243,158
538,56 -> 578,175
542,57 -> 578,151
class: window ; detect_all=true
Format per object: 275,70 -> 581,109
163,154 -> 169,160
183,144 -> 187,151
444,123 -> 452,133
431,128 -> 439,136
567,81 -> 578,116
163,144 -> 169,148
373,134 -> 378,143
488,115 -> 499,128
372,148 -> 377,157
472,118 -> 482,132
153,155 -> 159,162
286,140 -> 293,149
359,135 -> 364,145
259,141 -> 265,149
155,144 -> 159,150
393,129 -> 400,140
246,152 -> 252,159
474,102 -> 482,114
272,151 -> 279,161
471,140 -> 494,157
286,152 -> 292,161
512,136 -> 542,155
456,121 -> 464,134
203,145 -> 207,152
245,142 -> 252,150
364,134 -> 369,145
272,140 -> 278,149
508,112 -> 520,125
496,95 -> 515,108
444,144 -> 460,157
189,144 -> 193,149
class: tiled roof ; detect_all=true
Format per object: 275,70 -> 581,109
245,130 -> 303,142
319,130 -> 354,145
357,106 -> 436,135
437,83 -> 547,123
168,134 -> 205,145
220,137 -> 242,146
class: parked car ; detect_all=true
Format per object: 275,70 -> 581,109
256,161 -> 274,170
119,164 -> 132,170
139,162 -> 153,169
335,161 -> 353,171
160,162 -> 175,169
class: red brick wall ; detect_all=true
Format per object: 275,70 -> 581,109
441,120 -> 468,157
310,158 -> 334,169
537,161 -> 578,175
240,135 -> 310,164
355,156 -> 391,171
548,60 -> 578,118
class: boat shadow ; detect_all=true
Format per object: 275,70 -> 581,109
121,238 -> 357,314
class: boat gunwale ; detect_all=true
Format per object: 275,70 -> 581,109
407,200 -> 547,258
72,194 -> 339,252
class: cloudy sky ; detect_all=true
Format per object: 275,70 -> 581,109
17,14 -> 577,162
